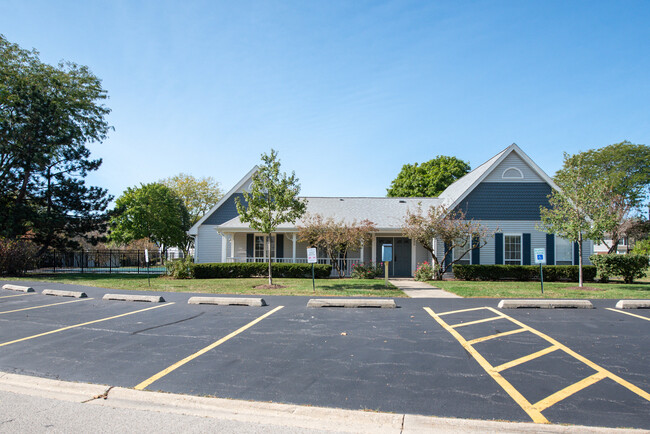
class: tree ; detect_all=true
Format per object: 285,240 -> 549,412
402,205 -> 493,279
0,34 -> 112,251
298,214 -> 376,278
387,156 -> 470,197
539,154 -> 612,287
563,141 -> 650,253
235,149 -> 306,286
160,173 -> 223,225
109,183 -> 191,258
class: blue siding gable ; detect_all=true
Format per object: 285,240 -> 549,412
203,193 -> 247,225
454,182 -> 552,220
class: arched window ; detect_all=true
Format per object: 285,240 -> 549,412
502,167 -> 524,179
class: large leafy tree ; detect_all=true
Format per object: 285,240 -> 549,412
0,34 -> 112,251
298,214 -> 376,278
160,173 -> 223,226
387,156 -> 470,197
539,154 -> 612,287
236,149 -> 306,286
562,141 -> 650,253
109,183 -> 191,258
402,205 -> 493,279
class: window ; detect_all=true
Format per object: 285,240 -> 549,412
504,235 -> 521,265
555,237 -> 572,265
453,237 -> 471,265
502,167 -> 524,179
254,235 -> 275,262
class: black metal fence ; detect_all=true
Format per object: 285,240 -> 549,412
34,250 -> 173,274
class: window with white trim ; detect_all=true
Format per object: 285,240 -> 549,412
502,167 -> 524,179
555,237 -> 572,265
453,237 -> 471,265
254,235 -> 275,262
504,235 -> 522,265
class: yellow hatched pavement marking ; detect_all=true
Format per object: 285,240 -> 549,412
0,298 -> 92,315
135,305 -> 284,391
467,327 -> 526,345
451,315 -> 503,328
0,293 -> 35,299
0,303 -> 173,348
533,372 -> 608,412
605,308 -> 650,322
494,346 -> 559,373
483,307 -> 650,404
436,307 -> 488,317
424,307 -> 549,424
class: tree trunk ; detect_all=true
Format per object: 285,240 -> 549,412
578,232 -> 583,287
267,233 -> 272,286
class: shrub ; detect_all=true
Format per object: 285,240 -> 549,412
193,262 -> 332,279
351,262 -> 383,279
165,257 -> 193,279
415,261 -> 437,281
0,238 -> 39,276
632,238 -> 650,256
590,254 -> 649,284
452,264 -> 596,282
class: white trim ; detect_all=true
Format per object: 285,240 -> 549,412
229,234 -> 235,260
371,236 -> 377,263
411,241 -> 416,275
292,233 -> 297,263
188,166 -> 259,235
221,233 -> 227,263
503,233 -> 523,265
502,166 -> 524,179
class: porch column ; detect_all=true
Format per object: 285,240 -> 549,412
431,238 -> 437,262
360,244 -> 364,263
411,240 -> 416,276
221,233 -> 227,263
371,236 -> 377,263
292,233 -> 297,263
229,234 -> 235,261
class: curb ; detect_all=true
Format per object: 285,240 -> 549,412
615,300 -> 650,309
498,300 -> 594,309
188,296 -> 267,307
42,289 -> 87,298
307,298 -> 396,308
2,284 -> 34,293
103,294 -> 165,303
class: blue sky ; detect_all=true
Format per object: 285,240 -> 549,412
2,1 -> 649,199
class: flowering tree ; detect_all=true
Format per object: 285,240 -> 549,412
402,204 -> 494,279
298,214 -> 376,278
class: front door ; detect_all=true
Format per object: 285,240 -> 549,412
376,237 -> 412,277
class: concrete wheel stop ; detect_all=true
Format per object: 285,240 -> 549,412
188,297 -> 267,307
103,294 -> 165,303
42,289 -> 87,298
307,298 -> 396,308
2,284 -> 35,293
615,300 -> 650,309
498,299 -> 594,309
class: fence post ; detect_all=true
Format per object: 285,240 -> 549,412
53,250 -> 56,273
137,250 -> 140,274
81,251 -> 84,273
109,249 -> 112,274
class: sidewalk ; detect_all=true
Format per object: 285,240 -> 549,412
388,278 -> 462,298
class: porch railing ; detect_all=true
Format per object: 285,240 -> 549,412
225,257 -> 362,277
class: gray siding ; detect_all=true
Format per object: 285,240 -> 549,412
483,153 -> 545,183
203,193 -> 246,225
455,182 -> 552,220
196,226 -> 221,263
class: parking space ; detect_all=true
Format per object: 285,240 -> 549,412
0,280 -> 648,430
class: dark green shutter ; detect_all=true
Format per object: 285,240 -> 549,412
276,234 -> 284,261
573,242 -> 580,265
495,233 -> 503,264
546,234 -> 555,265
443,242 -> 452,269
522,233 -> 531,265
471,236 -> 480,264
246,234 -> 254,261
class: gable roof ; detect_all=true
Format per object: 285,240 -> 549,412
438,143 -> 559,210
187,166 -> 258,235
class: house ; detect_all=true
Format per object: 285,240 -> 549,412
189,144 -> 593,277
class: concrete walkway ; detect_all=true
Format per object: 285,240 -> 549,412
388,278 -> 462,298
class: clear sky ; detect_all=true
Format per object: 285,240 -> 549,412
2,1 -> 649,200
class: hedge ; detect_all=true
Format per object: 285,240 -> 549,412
452,264 -> 597,282
589,254 -> 649,284
192,262 -> 332,279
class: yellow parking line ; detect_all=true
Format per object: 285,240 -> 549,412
424,307 -> 549,424
0,298 -> 92,315
605,308 -> 650,322
533,372 -> 607,412
436,307 -> 488,317
135,305 -> 284,391
484,307 -> 650,403
451,315 -> 503,328
494,346 -> 559,373
0,303 -> 173,348
0,293 -> 35,299
467,328 -> 527,345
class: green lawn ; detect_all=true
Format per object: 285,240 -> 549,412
10,274 -> 404,297
430,279 -> 650,299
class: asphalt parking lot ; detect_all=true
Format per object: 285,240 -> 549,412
1,279 -> 648,430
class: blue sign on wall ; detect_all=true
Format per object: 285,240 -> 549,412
382,244 -> 393,262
